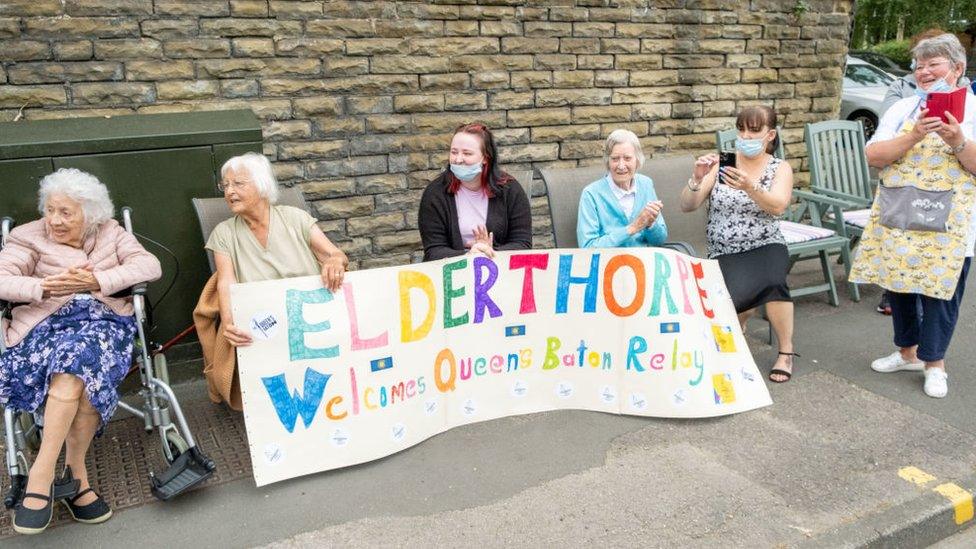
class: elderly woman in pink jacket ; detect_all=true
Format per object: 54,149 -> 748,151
0,168 -> 161,535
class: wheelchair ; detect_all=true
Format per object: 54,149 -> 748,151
1,208 -> 216,510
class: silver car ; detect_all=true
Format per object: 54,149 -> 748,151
840,56 -> 895,139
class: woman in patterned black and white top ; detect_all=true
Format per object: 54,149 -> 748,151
678,105 -> 797,383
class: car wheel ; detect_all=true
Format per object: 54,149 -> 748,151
849,111 -> 878,139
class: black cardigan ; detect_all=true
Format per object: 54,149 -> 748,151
418,170 -> 533,261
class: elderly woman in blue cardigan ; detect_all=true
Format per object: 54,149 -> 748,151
577,129 -> 667,248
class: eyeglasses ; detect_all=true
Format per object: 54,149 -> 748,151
914,60 -> 951,73
217,180 -> 249,193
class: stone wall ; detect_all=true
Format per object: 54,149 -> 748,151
0,0 -> 853,268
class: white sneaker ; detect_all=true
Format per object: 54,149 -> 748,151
871,351 -> 924,373
924,368 -> 948,398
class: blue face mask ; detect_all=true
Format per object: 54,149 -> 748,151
735,137 -> 766,158
450,162 -> 483,182
915,77 -> 953,100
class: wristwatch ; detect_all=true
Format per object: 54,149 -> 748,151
951,139 -> 969,154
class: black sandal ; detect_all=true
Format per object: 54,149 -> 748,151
769,351 -> 800,383
13,481 -> 54,535
63,487 -> 113,524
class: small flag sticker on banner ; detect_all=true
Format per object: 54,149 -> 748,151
370,357 -> 393,372
712,373 -> 736,404
660,322 -> 680,334
505,325 -> 526,337
711,324 -> 737,353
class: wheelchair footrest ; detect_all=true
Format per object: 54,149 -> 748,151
150,447 -> 216,501
3,474 -> 26,509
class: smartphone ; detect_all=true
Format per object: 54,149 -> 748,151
718,152 -> 736,183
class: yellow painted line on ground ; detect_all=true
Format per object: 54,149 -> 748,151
898,466 -> 937,487
933,483 -> 975,525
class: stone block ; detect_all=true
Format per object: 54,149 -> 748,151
746,39 -> 781,54
413,111 -> 504,133
348,134 -> 400,155
346,212 -> 406,237
459,5 -> 513,20
552,70 -> 594,88
278,140 -> 347,160
572,104 -> 633,123
95,39 -> 163,59
355,174 -> 408,194
407,37 -> 499,56
374,189 -> 423,213
612,86 -> 696,104
200,18 -> 301,37
762,54 -> 800,68
481,21 -> 521,36
633,103 -> 672,120
371,56 -> 451,74
472,71 -> 510,90
156,80 -> 220,101
344,96 -> 390,115
702,100 -> 736,117
722,25 -> 763,39
125,60 -> 194,81
572,22 -> 616,37
727,54 -> 762,68
230,1 -> 269,17
8,62 -> 123,84
388,153 -> 431,174
524,21 -> 571,38
444,20 -> 478,36
548,7 -> 589,22
629,70 -> 680,86
593,70 -> 627,87
672,102 -> 703,119
510,71 -> 551,90
292,96 -> 343,116
394,94 -> 446,113
345,38 -> 405,56
616,23 -> 674,39
313,196 -> 375,221
261,78 -> 328,95
662,54 -> 724,68
678,68 -> 739,85
0,0 -> 63,16
373,20 -> 444,38
0,84 -> 67,107
741,68 -> 779,83
232,38 -> 275,57
24,17 -> 139,38
164,39 -> 232,58
312,116 -> 364,137
419,73 -> 471,92
222,79 -> 260,99
0,18 -> 18,39
764,24 -> 800,39
397,3 -> 459,20
300,179 -> 356,200
451,55 -> 533,72
269,1 -> 323,18
489,90 -> 535,110
579,56 -> 615,70
599,38 -> 640,54
778,67 -> 822,82
560,38 -> 599,54
275,38 -> 344,56
759,83 -> 795,99
501,37 -> 559,54
444,92 -> 487,111
507,107 -> 572,127
714,84 -> 759,100
531,123 -> 601,143
559,139 -> 604,159
307,155 -> 388,178
1,40 -> 51,62
155,1 -> 229,16
54,41 -> 93,61
324,57 -> 369,76
71,82 -> 154,104
536,88 -> 611,107
65,0 -> 151,16
533,54 -> 576,70
615,55 -> 663,70
196,58 -> 321,78
263,120 -> 312,141
322,1 -> 396,18
141,19 -> 198,39
373,230 -> 422,253
319,75 -> 417,95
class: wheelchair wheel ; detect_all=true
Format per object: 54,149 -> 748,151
164,430 -> 189,464
18,412 -> 41,452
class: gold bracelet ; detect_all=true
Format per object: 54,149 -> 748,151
951,139 -> 969,155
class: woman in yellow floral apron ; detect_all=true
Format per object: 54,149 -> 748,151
851,34 -> 976,398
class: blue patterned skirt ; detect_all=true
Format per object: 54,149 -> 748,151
0,296 -> 137,432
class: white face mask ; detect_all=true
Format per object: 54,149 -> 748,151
915,77 -> 953,100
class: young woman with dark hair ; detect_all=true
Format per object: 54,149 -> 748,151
418,123 -> 533,261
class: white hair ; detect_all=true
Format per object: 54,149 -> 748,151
37,168 -> 115,232
603,129 -> 645,170
913,33 -> 968,75
220,152 -> 280,204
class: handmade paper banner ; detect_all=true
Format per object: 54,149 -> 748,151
231,248 -> 772,486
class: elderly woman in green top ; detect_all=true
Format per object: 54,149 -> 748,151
207,152 -> 348,347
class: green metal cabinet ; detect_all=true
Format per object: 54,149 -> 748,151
0,110 -> 263,346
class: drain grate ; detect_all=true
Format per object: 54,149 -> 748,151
0,397 -> 253,538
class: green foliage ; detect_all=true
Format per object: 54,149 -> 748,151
871,40 -> 912,68
852,0 -> 976,48
792,0 -> 811,19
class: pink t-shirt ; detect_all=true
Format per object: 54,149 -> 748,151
454,185 -> 489,247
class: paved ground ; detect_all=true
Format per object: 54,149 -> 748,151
2,263 -> 975,548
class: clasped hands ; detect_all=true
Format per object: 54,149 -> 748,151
41,263 -> 100,297
466,225 -> 495,258
627,200 -> 663,235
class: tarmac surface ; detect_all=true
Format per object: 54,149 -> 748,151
2,263 -> 975,548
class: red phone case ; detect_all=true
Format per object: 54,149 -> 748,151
925,87 -> 966,124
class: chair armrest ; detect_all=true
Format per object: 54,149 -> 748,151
108,282 -> 148,299
793,189 -> 865,210
660,241 -> 698,257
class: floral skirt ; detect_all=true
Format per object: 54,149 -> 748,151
0,296 -> 137,432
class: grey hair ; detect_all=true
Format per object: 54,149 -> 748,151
37,168 -> 115,232
220,152 -> 280,204
913,33 -> 968,75
603,129 -> 645,170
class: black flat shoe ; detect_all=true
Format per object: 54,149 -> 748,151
13,481 -> 54,535
63,488 -> 112,524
